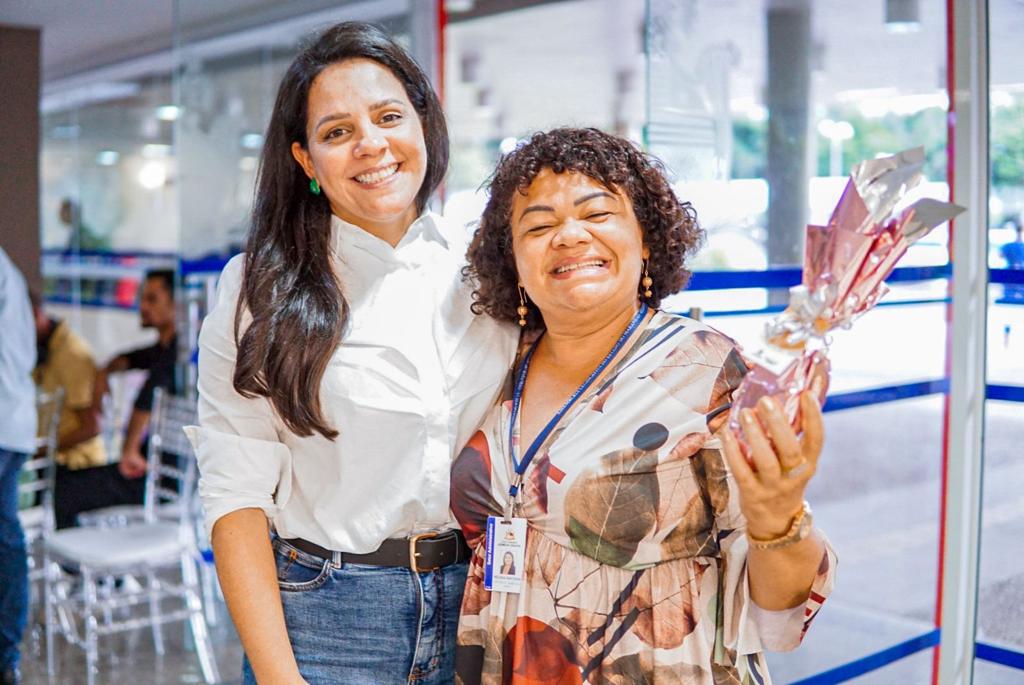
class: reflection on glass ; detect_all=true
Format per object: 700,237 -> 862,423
770,395 -> 937,679
987,286 -> 1024,386
977,401 -> 1024,664
40,72 -> 178,325
41,73 -> 176,255
768,396 -> 943,681
443,0 -> 647,229
173,2 -> 414,262
646,0 -> 949,276
979,1 -> 1024,673
671,297 -> 946,393
975,657 -> 1024,685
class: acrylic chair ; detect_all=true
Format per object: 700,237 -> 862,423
19,387 -> 63,564
42,388 -> 220,685
76,373 -> 180,528
17,386 -> 64,651
75,390 -> 222,627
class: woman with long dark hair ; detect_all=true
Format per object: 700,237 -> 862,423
185,22 -> 516,684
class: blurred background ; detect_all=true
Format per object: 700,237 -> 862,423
0,1 -> 1020,683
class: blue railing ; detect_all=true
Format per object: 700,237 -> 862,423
976,641 -> 1024,671
685,265 -> 952,292
986,384 -> 1024,403
790,630 -> 941,685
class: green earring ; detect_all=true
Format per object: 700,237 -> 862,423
309,178 -> 321,195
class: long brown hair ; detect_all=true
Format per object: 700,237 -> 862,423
234,22 -> 449,439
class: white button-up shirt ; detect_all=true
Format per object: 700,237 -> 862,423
0,246 -> 37,455
186,213 -> 517,553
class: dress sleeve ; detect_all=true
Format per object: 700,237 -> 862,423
702,436 -> 837,656
701,340 -> 838,655
183,255 -> 293,538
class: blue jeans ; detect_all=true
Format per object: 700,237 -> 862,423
0,448 -> 28,671
242,537 -> 468,685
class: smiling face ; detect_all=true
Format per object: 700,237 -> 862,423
291,58 -> 428,242
511,169 -> 648,328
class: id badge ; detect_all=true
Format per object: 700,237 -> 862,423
484,516 -> 528,594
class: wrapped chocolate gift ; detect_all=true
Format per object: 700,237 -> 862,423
728,147 -> 966,459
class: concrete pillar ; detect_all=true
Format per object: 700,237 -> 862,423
0,25 -> 42,291
765,0 -> 811,271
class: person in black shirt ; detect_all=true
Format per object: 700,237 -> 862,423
52,269 -> 181,521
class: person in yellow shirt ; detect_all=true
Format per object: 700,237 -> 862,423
30,292 -> 109,529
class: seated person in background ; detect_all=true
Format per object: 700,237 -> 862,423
80,269 -> 179,513
30,292 -> 107,529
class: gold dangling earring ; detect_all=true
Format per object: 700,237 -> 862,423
641,259 -> 653,299
517,284 -> 529,327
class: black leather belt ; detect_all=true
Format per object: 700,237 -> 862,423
283,530 -> 470,572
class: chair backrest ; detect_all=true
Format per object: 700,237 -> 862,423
143,387 -> 199,525
18,387 -> 64,533
99,370 -> 146,461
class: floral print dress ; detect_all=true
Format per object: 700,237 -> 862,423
451,311 -> 837,685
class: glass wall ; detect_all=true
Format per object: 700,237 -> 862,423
443,1 -> 956,681
40,70 -> 178,362
977,0 -> 1024,681
646,0 -> 950,275
173,0 -> 421,263
37,0 -> 427,361
444,0 -> 647,228
642,1 -> 951,681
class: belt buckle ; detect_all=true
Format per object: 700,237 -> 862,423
409,531 -> 440,573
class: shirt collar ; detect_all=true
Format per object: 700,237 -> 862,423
330,211 -> 449,261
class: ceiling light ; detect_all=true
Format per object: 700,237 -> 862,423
156,105 -> 181,121
138,160 -> 167,189
240,133 -> 264,150
95,150 -> 120,166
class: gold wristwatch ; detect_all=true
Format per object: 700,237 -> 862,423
747,501 -> 813,551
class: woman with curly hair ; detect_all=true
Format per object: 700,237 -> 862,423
451,127 -> 836,684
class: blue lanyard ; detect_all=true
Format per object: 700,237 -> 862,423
507,304 -> 648,498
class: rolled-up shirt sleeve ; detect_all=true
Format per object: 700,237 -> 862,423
183,255 -> 292,538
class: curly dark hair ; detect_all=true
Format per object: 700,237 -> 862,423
465,127 -> 703,331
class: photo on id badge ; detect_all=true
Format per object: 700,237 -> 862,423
485,516 -> 526,593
